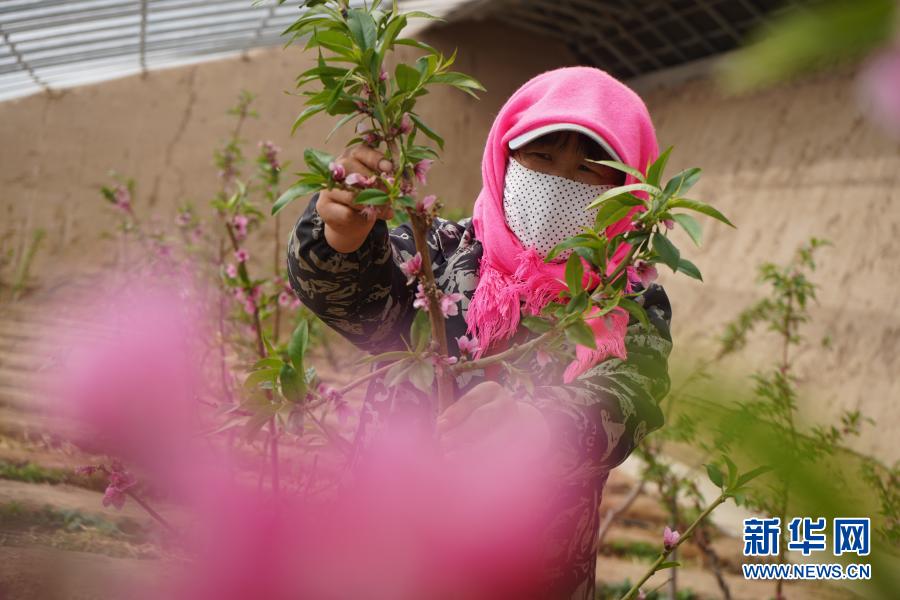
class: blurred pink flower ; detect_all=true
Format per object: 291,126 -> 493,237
50,275 -> 208,487
379,67 -> 388,81
413,159 -> 433,185
258,140 -> 281,171
290,297 -> 302,310
232,215 -> 249,240
249,286 -> 263,303
857,45 -> 900,138
345,172 -> 376,188
663,525 -> 681,550
234,249 -> 249,263
175,211 -> 192,227
662,218 -> 675,230
399,113 -> 413,134
102,463 -> 136,510
413,283 -> 429,311
278,291 -> 292,307
627,259 -> 658,288
225,263 -> 238,279
440,292 -> 464,318
456,335 -> 479,356
535,349 -> 552,368
113,185 -> 132,214
399,253 -> 422,285
243,298 -> 256,315
416,194 -> 437,213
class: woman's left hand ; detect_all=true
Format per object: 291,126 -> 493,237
436,381 -> 550,463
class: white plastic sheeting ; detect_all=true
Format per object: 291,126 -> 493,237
0,0 -> 475,102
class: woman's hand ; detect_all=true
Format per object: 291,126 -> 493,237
318,145 -> 395,253
436,381 -> 550,464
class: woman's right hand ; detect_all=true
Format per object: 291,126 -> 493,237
318,144 -> 396,253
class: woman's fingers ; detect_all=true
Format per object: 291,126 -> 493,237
439,396 -> 517,450
436,381 -> 509,436
350,145 -> 394,174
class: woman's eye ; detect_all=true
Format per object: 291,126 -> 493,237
528,152 -> 552,161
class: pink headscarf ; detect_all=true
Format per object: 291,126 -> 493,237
464,66 -> 660,383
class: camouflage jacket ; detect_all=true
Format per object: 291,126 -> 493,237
287,192 -> 673,599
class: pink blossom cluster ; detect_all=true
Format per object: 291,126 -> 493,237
258,140 -> 282,171
232,214 -> 249,240
413,284 -> 464,318
112,184 -> 132,214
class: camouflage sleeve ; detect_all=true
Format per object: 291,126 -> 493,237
286,192 -> 418,354
527,283 -> 673,476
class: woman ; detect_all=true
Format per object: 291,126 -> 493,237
287,65 -> 673,599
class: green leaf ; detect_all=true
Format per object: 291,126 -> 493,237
395,63 -> 420,92
359,350 -> 415,364
291,104 -> 325,134
393,37 -> 440,54
379,14 -> 407,53
429,71 -> 486,98
280,363 -> 307,403
272,181 -> 324,215
385,358 -> 413,386
309,28 -> 355,57
595,198 -> 635,232
565,319 -> 596,350
652,233 -> 681,273
546,234 -> 604,262
662,167 -> 702,199
408,360 -> 435,393
287,320 -> 309,371
408,113 -> 444,150
566,291 -> 589,316
724,455 -> 738,488
619,296 -> 650,330
657,561 -> 682,570
706,463 -> 725,488
646,145 -> 672,187
253,357 -> 284,370
403,10 -> 445,21
587,159 -> 645,183
587,184 -> 658,209
243,368 -> 280,391
303,148 -> 333,177
521,315 -> 553,333
671,213 -> 702,246
346,9 -> 377,52
564,253 -> 583,294
735,465 -> 773,488
668,198 -> 735,228
411,309 -> 430,352
675,257 -> 703,281
353,189 -> 391,206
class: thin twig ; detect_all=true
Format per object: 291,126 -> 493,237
597,478 -> 645,546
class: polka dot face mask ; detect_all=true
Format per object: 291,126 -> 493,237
502,156 -> 616,260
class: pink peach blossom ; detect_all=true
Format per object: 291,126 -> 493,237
663,525 -> 681,550
399,253 -> 423,285
329,161 -> 346,182
416,194 -> 437,213
456,335 -> 479,356
413,159 -> 433,185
